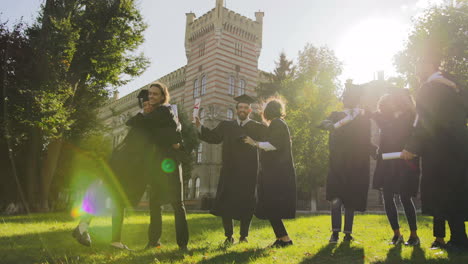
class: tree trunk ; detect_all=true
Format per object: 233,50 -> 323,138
24,127 -> 42,211
38,138 -> 64,212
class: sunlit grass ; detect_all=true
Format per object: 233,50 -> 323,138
1,212 -> 467,263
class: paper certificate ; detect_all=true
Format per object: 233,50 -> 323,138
382,152 -> 402,160
192,98 -> 201,123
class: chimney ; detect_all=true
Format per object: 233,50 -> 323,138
113,90 -> 120,100
186,12 -> 196,24
377,71 -> 384,81
255,11 -> 264,23
216,0 -> 224,9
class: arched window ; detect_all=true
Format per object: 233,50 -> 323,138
228,76 -> 235,95
227,108 -> 234,119
193,79 -> 199,98
238,79 -> 246,95
195,178 -> 201,199
187,178 -> 193,199
197,143 -> 203,163
201,75 -> 207,95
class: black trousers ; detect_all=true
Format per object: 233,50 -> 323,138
148,198 -> 189,248
447,216 -> 467,246
222,215 -> 252,238
269,219 -> 288,238
112,203 -> 125,242
331,198 -> 355,234
433,216 -> 446,238
382,189 -> 418,231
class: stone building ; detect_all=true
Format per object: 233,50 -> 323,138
98,1 -> 416,212
98,0 -> 265,208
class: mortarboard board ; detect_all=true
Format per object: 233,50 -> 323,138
234,94 -> 256,105
137,89 -> 149,108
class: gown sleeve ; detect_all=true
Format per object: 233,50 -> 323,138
199,121 -> 225,144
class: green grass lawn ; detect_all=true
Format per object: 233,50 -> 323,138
1,212 -> 467,264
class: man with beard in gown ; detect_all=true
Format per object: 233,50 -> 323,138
195,94 -> 267,244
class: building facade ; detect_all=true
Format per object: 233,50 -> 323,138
98,0 -> 265,207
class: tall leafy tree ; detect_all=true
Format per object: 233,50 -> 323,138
1,0 -> 149,211
394,4 -> 467,89
287,45 -> 342,198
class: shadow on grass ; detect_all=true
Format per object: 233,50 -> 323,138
299,242 -> 365,264
197,248 -> 268,264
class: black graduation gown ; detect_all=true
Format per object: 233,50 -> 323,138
107,114 -> 153,207
200,119 -> 267,220
405,80 -> 468,218
255,118 -> 296,220
372,111 -> 420,197
324,111 -> 376,211
129,105 -> 184,205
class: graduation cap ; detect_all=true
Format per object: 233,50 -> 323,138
137,89 -> 149,108
234,94 -> 256,105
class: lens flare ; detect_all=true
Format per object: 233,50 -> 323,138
66,142 -> 132,218
161,158 -> 176,173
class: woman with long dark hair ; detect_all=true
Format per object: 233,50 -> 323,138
372,90 -> 420,246
244,98 -> 296,248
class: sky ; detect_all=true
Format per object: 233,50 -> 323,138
1,0 -> 447,96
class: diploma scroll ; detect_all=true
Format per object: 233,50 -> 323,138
382,152 -> 402,160
192,98 -> 201,123
333,115 -> 353,129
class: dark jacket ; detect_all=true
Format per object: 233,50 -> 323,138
405,78 -> 468,218
372,111 -> 420,197
255,118 -> 296,220
322,110 -> 376,211
128,105 -> 184,205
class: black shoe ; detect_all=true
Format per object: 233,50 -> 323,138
270,239 -> 293,248
72,226 -> 91,247
223,237 -> 234,246
430,240 -> 446,249
405,236 -> 420,246
343,234 -> 354,242
390,235 -> 404,245
329,232 -> 339,244
145,242 -> 161,250
179,246 -> 189,253
239,237 -> 248,243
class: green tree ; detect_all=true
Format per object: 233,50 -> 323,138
177,104 -> 200,182
256,52 -> 295,99
1,0 -> 149,211
287,44 -> 342,197
394,4 -> 467,89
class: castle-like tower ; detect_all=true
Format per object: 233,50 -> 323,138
98,0 -> 265,205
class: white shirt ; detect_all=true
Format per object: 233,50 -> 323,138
237,117 -> 251,127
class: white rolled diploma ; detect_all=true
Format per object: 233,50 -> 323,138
333,115 -> 353,129
192,98 -> 201,123
382,152 -> 402,160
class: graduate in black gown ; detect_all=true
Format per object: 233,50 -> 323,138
372,91 -> 420,246
401,52 -> 468,251
244,98 -> 296,248
130,82 -> 189,251
72,90 -> 153,250
319,85 -> 377,243
195,94 -> 267,244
